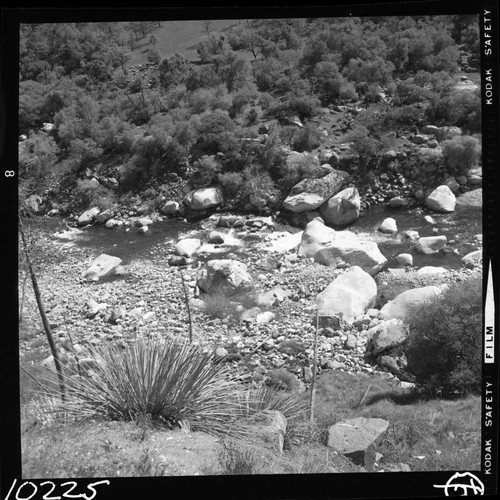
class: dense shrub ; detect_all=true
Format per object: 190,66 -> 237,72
442,135 -> 481,176
426,90 -> 481,133
218,171 -> 245,201
190,155 -> 222,188
290,123 -> 322,152
404,278 -> 482,397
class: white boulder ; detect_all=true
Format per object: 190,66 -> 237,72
462,250 -> 482,269
318,187 -> 361,227
82,254 -> 122,281
414,235 -> 447,254
378,217 -> 398,234
77,207 -> 100,226
315,266 -> 377,322
175,238 -> 202,257
425,185 -> 456,213
183,187 -> 223,210
378,286 -> 444,321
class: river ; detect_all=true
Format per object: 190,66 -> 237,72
32,202 -> 482,271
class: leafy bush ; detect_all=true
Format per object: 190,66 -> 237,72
202,290 -> 239,319
47,337 -> 246,438
426,90 -> 481,132
190,155 -> 222,188
442,135 -> 481,176
218,171 -> 245,201
290,123 -> 322,152
404,278 -> 482,397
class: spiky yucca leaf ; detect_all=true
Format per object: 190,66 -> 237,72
237,384 -> 308,426
43,337 -> 250,438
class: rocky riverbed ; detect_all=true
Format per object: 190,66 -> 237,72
20,207 -> 482,391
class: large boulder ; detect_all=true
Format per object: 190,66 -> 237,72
82,254 -> 122,281
315,266 -> 377,322
414,235 -> 447,255
425,185 -> 456,213
283,170 -> 350,213
298,220 -> 337,257
77,207 -> 100,226
319,187 -> 361,227
161,200 -> 180,215
183,187 -> 223,211
396,253 -> 413,266
462,250 -> 482,269
315,239 -> 387,276
175,238 -> 202,257
378,217 -> 398,234
298,220 -> 387,275
327,417 -> 389,465
378,286 -> 444,320
197,259 -> 254,296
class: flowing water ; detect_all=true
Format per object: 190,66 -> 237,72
39,201 -> 482,270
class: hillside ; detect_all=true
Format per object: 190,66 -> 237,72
126,19 -> 239,65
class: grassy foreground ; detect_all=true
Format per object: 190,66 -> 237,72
21,358 -> 480,477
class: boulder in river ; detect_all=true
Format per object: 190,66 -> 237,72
425,185 -> 456,213
77,207 -> 100,226
378,217 -> 398,234
82,254 -> 122,281
395,253 -> 413,266
299,220 -> 387,275
318,187 -> 360,227
175,238 -> 202,258
283,169 -> 349,213
414,235 -> 447,255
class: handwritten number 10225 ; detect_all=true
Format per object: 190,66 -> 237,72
4,479 -> 110,500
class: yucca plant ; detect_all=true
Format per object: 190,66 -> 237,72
43,337 -> 250,438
